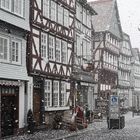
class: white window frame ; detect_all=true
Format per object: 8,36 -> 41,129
76,35 -> 81,56
76,3 -> 82,21
50,1 -> 56,21
56,38 -> 61,62
43,0 -> 50,18
44,80 -> 52,107
1,0 -> 24,17
12,0 -> 24,16
57,4 -> 63,25
11,39 -> 21,65
83,9 -> 87,25
53,81 -> 59,107
87,13 -> 91,27
41,33 -> 48,59
86,41 -> 91,61
62,40 -> 67,64
64,9 -> 69,27
0,35 -> 9,63
49,35 -> 55,61
1,0 -> 11,11
61,82 -> 66,106
83,39 -> 87,59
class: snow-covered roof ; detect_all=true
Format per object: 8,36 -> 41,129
88,0 -> 123,39
89,0 -> 113,32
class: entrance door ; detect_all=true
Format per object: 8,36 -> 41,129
33,89 -> 41,126
1,95 -> 18,137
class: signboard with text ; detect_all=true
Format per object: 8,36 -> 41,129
109,95 -> 120,119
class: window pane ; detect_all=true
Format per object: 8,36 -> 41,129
1,0 -> 10,10
62,41 -> 67,64
43,0 -> 50,18
64,9 -> 69,27
76,35 -> 81,56
11,40 -> 21,64
57,4 -> 63,25
41,33 -> 48,58
53,81 -> 59,106
56,38 -> 61,62
49,36 -> 55,60
44,80 -> 52,107
0,37 -> 8,61
61,82 -> 66,106
50,1 -> 56,21
12,0 -> 23,16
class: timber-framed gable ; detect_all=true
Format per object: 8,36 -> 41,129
28,0 -> 75,79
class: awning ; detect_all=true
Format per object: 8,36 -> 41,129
0,80 -> 22,86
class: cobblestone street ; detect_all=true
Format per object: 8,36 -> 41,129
2,112 -> 140,140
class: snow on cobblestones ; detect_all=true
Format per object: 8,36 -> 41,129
2,112 -> 140,140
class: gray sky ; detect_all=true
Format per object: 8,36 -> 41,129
87,0 -> 140,49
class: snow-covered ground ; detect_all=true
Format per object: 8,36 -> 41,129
2,112 -> 140,140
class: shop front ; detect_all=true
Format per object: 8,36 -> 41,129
0,80 -> 22,137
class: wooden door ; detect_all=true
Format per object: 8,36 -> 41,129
33,89 -> 41,126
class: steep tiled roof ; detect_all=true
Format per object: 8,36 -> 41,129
89,0 -> 114,32
88,0 -> 123,39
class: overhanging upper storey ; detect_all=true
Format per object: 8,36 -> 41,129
30,0 -> 75,42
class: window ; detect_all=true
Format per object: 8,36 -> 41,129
49,35 -> 55,60
0,36 -> 9,62
53,81 -> 59,106
83,39 -> 87,59
64,9 -> 69,27
87,14 -> 91,27
1,0 -> 10,10
83,9 -> 87,25
41,33 -> 48,58
76,4 -> 82,21
56,38 -> 61,62
11,40 -> 21,64
50,1 -> 56,21
76,35 -> 81,56
62,41 -> 67,64
57,4 -> 63,25
44,80 -> 52,107
12,0 -> 23,16
43,0 -> 50,18
61,82 -> 66,106
1,0 -> 24,17
86,41 -> 91,61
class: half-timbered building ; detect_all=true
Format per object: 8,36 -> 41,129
27,0 -> 75,126
73,0 -> 97,111
0,0 -> 30,137
118,33 -> 132,109
131,48 -> 140,111
89,0 -> 123,114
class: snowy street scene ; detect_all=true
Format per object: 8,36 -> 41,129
2,112 -> 140,140
0,0 -> 140,139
